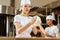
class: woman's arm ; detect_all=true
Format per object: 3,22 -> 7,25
39,24 -> 47,36
14,17 -> 37,34
32,23 -> 46,37
46,33 -> 56,37
32,25 -> 37,35
39,24 -> 56,37
14,22 -> 32,34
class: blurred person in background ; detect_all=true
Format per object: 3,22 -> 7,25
44,15 -> 59,37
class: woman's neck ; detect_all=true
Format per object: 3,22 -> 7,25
21,12 -> 28,16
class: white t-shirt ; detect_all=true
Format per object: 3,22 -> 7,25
14,14 -> 33,38
45,25 -> 59,36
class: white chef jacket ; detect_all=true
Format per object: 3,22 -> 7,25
45,25 -> 59,36
14,14 -> 33,38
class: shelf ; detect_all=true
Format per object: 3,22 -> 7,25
29,14 -> 46,17
0,13 -> 15,17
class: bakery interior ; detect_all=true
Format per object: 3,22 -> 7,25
0,0 -> 60,40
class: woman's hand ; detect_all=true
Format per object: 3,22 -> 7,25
29,16 -> 37,25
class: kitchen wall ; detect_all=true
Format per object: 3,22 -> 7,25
0,0 -> 10,6
15,0 -> 57,9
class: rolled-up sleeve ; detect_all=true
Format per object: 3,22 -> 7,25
14,15 -> 20,23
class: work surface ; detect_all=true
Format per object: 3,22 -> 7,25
0,37 -> 60,40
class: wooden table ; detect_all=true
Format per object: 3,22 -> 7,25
0,37 -> 60,40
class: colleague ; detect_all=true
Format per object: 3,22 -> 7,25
14,0 -> 42,38
45,15 -> 59,37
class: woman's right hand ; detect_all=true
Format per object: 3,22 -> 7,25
29,16 -> 37,25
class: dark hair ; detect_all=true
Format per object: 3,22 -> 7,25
16,9 -> 22,15
52,20 -> 57,25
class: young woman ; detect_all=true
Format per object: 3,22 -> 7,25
45,15 -> 59,37
14,0 -> 42,38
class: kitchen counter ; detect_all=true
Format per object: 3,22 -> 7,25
0,37 -> 60,40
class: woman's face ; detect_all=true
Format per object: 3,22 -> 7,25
21,4 -> 31,14
46,19 -> 53,25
